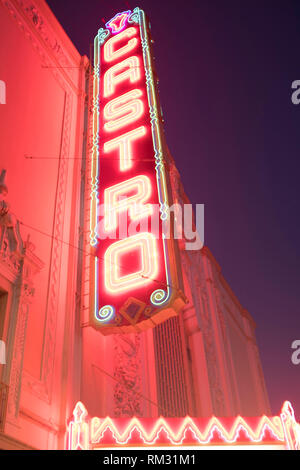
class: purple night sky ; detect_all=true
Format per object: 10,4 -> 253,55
46,0 -> 300,418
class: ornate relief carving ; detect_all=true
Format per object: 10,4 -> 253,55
113,334 -> 142,417
0,244 -> 22,278
8,276 -> 39,419
24,3 -> 43,28
7,301 -> 28,419
0,170 -> 23,257
16,0 -> 74,70
0,171 -> 43,422
8,268 -> 41,421
41,92 -> 72,400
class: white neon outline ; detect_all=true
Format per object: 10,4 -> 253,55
104,89 -> 143,132
104,232 -> 158,293
104,126 -> 146,171
104,175 -> 153,232
97,305 -> 115,322
68,402 -> 89,450
104,27 -> 138,62
150,288 -> 168,306
103,56 -> 140,98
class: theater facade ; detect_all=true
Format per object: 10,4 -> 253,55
0,0 -> 299,450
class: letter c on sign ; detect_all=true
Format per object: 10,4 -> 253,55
104,27 -> 138,63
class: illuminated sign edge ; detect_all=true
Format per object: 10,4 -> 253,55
89,8 -> 184,333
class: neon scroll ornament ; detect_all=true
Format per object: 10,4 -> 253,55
90,8 -> 185,334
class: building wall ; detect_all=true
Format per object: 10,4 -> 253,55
0,0 -> 87,449
0,0 -> 270,450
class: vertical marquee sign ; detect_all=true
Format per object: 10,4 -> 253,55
90,8 -> 185,334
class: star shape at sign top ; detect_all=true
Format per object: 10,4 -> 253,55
105,10 -> 131,34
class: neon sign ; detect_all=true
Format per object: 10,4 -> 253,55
66,401 -> 300,450
90,8 -> 185,333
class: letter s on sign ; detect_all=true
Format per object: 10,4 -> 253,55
291,80 -> 300,105
291,340 -> 300,365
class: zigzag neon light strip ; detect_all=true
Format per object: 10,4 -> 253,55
66,401 -> 300,450
90,416 -> 284,446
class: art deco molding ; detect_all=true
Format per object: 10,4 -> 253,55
0,170 -> 44,424
113,334 -> 142,417
40,91 -> 72,400
1,0 -> 83,93
1,0 -> 76,409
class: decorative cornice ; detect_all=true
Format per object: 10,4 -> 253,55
2,0 -> 85,93
20,406 -> 59,432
